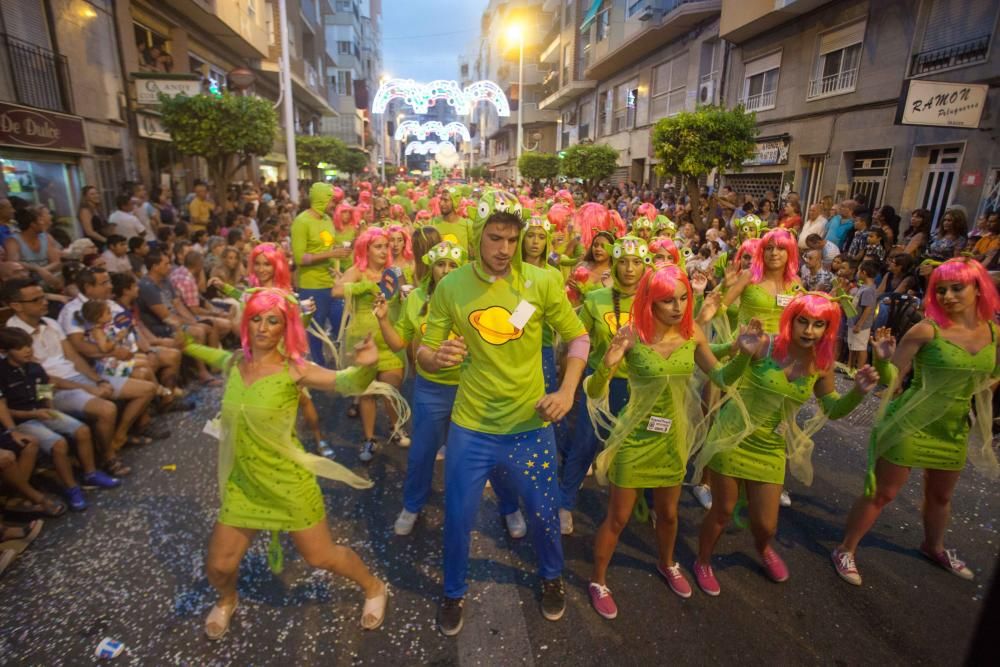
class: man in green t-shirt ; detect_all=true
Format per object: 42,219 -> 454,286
432,189 -> 472,253
290,182 -> 352,365
418,193 -> 590,636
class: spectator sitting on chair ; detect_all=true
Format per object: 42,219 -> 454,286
100,235 -> 133,275
127,236 -> 148,276
107,194 -> 151,242
0,416 -> 58,517
0,327 -> 120,512
169,250 -> 235,339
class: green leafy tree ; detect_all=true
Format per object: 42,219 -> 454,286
652,105 -> 758,228
158,92 -> 278,195
559,143 -> 619,196
338,148 -> 370,176
296,135 -> 348,179
467,166 -> 490,180
518,152 -> 560,185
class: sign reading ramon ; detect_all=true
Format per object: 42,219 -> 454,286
896,80 -> 988,129
0,102 -> 87,153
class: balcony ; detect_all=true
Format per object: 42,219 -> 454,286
910,34 -> 991,76
740,89 -> 776,112
169,0 -> 269,59
0,34 -> 72,113
584,0 -> 721,81
538,79 -> 598,110
300,0 -> 320,30
540,33 -> 560,65
807,67 -> 858,100
720,0 -> 830,44
503,101 -> 560,127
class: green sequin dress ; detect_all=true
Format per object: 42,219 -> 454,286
218,365 -> 325,531
879,322 -> 998,471
739,282 -> 799,333
707,354 -> 818,484
345,289 -> 405,371
607,340 -> 696,488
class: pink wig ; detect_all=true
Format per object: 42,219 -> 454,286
352,227 -> 393,272
547,204 -> 572,232
386,224 -> 414,261
518,195 -> 535,211
925,258 -> 1000,327
358,189 -> 372,206
356,203 -> 372,225
750,228 -> 799,284
649,236 -> 681,266
555,189 -> 575,209
389,203 -> 407,221
637,202 -> 658,222
735,238 -> 762,266
241,288 -> 307,366
608,209 -> 627,237
415,210 -> 432,223
774,294 -> 841,371
331,186 -> 345,205
543,187 -> 554,198
333,203 -> 355,232
631,265 -> 694,343
358,181 -> 372,193
429,196 -> 442,217
248,243 -> 292,290
575,202 -> 610,248
458,198 -> 474,217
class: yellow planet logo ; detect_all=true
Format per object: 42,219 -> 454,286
441,233 -> 459,245
603,311 -> 630,334
469,306 -> 524,345
420,322 -> 459,340
319,230 -> 334,247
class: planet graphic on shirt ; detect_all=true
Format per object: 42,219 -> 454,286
441,233 -> 459,245
602,311 -> 631,334
420,322 -> 459,341
319,230 -> 334,247
469,306 -> 524,345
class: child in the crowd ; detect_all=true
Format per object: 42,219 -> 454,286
862,227 -> 887,264
846,260 -> 878,374
76,300 -> 135,379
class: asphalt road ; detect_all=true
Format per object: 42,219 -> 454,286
0,378 -> 996,666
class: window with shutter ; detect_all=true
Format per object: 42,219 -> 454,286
0,0 -> 52,50
910,0 -> 995,75
741,51 -> 781,112
808,20 -> 865,99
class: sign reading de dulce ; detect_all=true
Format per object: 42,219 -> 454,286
0,102 -> 87,153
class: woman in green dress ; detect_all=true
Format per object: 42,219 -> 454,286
833,258 -> 1000,586
584,265 -> 753,617
694,293 -> 878,596
332,227 -> 407,462
185,288 -> 388,639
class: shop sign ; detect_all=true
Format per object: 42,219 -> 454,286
743,135 -> 790,167
137,113 -> 171,142
0,102 -> 87,153
896,80 -> 988,129
134,76 -> 202,105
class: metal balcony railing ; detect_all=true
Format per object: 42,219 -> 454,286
808,67 -> 858,99
741,89 -> 776,111
0,33 -> 72,113
910,34 -> 990,76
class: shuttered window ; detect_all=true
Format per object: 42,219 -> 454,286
0,0 -> 52,49
921,0 -> 996,52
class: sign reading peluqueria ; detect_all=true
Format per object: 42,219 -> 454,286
0,102 -> 88,153
896,80 -> 989,129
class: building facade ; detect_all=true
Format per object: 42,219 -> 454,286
719,0 -> 1000,230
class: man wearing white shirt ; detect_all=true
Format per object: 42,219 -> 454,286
805,233 -> 840,269
798,203 -> 829,249
107,195 -> 151,241
99,235 -> 134,274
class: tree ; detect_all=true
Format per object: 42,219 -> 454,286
338,148 -> 369,176
158,92 -> 278,196
467,166 -> 490,180
518,152 -> 560,185
559,143 -> 619,196
651,105 -> 758,228
296,135 -> 348,180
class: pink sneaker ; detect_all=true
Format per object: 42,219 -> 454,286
657,562 -> 692,599
692,561 -> 720,596
919,544 -> 974,580
831,547 -> 862,586
588,582 -> 618,619
761,547 -> 789,582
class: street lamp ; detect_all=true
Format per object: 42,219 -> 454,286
380,74 -> 390,181
507,23 -> 524,185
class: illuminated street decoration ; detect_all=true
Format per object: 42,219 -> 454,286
405,140 -> 456,156
373,79 -> 510,116
394,121 -> 472,142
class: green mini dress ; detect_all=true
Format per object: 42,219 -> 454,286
345,289 -> 405,372
708,354 -> 818,484
878,322 -> 998,471
219,365 -> 325,531
607,340 -> 696,488
739,282 -> 799,333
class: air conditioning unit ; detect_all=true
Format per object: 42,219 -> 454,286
637,5 -> 655,22
698,80 -> 715,105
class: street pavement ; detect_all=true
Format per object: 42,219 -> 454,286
0,377 -> 996,666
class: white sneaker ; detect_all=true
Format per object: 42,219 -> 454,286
436,446 -> 446,461
359,439 -> 377,463
505,510 -> 527,539
691,484 -> 713,510
779,490 -> 792,507
394,509 -> 418,536
559,508 -> 574,535
391,430 -> 411,448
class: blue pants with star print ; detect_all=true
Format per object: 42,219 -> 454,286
443,424 -> 563,599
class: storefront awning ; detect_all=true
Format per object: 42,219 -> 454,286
580,0 -> 602,32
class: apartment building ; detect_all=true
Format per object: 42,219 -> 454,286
472,0 -> 560,181
719,0 -> 1000,228
0,0 -> 131,235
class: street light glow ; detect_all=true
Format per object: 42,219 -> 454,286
506,24 -> 522,44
